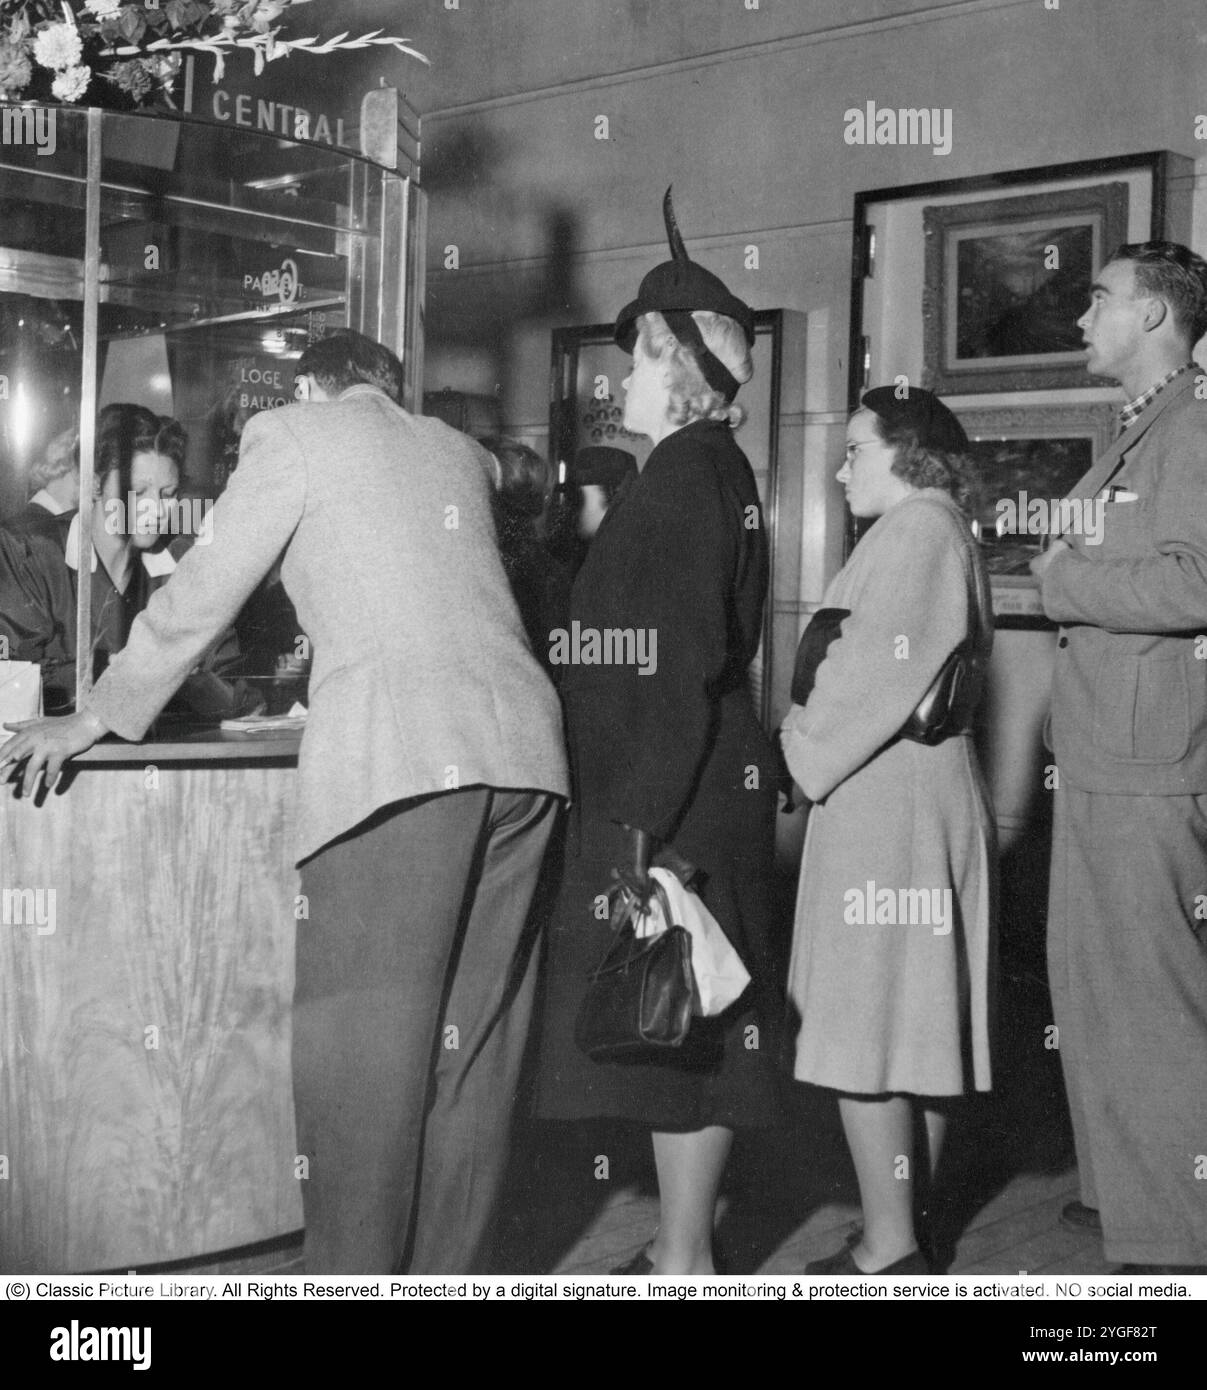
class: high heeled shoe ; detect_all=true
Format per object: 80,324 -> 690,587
609,1244 -> 730,1275
845,1221 -> 945,1272
805,1245 -> 929,1276
611,1248 -> 654,1275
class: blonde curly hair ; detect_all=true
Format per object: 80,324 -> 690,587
29,426 -> 79,491
635,310 -> 753,429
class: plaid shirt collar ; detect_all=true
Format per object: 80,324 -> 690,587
1118,362 -> 1196,432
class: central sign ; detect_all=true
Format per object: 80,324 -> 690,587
206,90 -> 349,148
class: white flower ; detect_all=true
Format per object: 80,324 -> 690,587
249,2 -> 289,33
51,64 -> 91,102
33,23 -> 84,72
84,0 -> 122,17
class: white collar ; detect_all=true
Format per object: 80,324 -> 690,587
64,511 -> 177,578
30,488 -> 69,515
337,383 -> 396,404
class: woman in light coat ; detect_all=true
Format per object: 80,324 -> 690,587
781,386 -> 996,1275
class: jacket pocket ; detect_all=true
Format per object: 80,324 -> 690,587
1095,496 -> 1151,558
1092,651 -> 1192,764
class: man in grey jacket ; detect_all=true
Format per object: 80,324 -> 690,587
1031,241 -> 1207,1273
2,329 -> 569,1274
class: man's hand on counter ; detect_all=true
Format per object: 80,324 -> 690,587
0,707 -> 112,796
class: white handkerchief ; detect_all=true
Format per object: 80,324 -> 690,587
633,868 -> 751,1016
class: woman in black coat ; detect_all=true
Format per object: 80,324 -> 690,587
535,211 -> 782,1274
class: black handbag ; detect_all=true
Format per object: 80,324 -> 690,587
900,640 -> 980,745
574,873 -> 695,1063
790,607 -> 980,745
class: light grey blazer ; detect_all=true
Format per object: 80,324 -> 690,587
87,385 -> 569,863
1041,368 -> 1207,794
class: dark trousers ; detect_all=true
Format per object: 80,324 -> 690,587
1047,787 -> 1207,1265
293,786 -> 557,1274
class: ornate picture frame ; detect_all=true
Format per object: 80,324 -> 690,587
847,152 -> 1191,410
922,183 -> 1130,394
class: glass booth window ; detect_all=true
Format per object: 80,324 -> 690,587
0,105 -> 423,706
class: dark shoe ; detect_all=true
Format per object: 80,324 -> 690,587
1059,1200 -> 1102,1235
609,1245 -> 728,1275
845,1223 -> 945,1272
805,1245 -> 929,1276
610,1248 -> 653,1275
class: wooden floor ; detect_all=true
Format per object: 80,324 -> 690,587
157,947 -> 1114,1278
490,1019 -> 1112,1277
502,1138 -> 1113,1277
168,1110 -> 1108,1278
169,1175 -> 1109,1278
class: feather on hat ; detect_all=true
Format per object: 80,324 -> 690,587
613,187 -> 755,402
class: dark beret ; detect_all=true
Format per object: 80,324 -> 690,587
860,385 -> 968,454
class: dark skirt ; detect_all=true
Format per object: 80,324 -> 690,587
533,696 -> 785,1130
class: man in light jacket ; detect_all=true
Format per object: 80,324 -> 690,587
2,329 -> 569,1275
1031,241 -> 1207,1273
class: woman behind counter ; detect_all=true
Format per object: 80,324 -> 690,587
780,386 -> 996,1276
7,425 -> 80,539
535,194 -> 782,1275
0,402 -> 253,717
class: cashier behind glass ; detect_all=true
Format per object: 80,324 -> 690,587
0,402 -> 254,718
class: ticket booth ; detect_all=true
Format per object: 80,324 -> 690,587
0,103 -> 426,1273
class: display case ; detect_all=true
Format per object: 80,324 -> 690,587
0,103 -> 426,700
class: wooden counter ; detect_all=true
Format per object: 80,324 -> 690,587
0,730 -> 305,1273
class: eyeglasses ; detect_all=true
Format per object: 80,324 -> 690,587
843,439 -> 879,462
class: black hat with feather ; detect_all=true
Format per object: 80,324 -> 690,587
614,187 -> 755,403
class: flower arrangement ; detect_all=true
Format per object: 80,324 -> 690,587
0,1 -> 427,110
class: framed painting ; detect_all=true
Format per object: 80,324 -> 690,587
845,151 -> 1193,599
847,151 -> 1193,409
922,183 -> 1129,393
957,402 -> 1116,626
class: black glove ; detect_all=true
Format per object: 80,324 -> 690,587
612,825 -> 653,902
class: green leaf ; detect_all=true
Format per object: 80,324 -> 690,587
117,10 -> 147,43
161,0 -> 205,30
